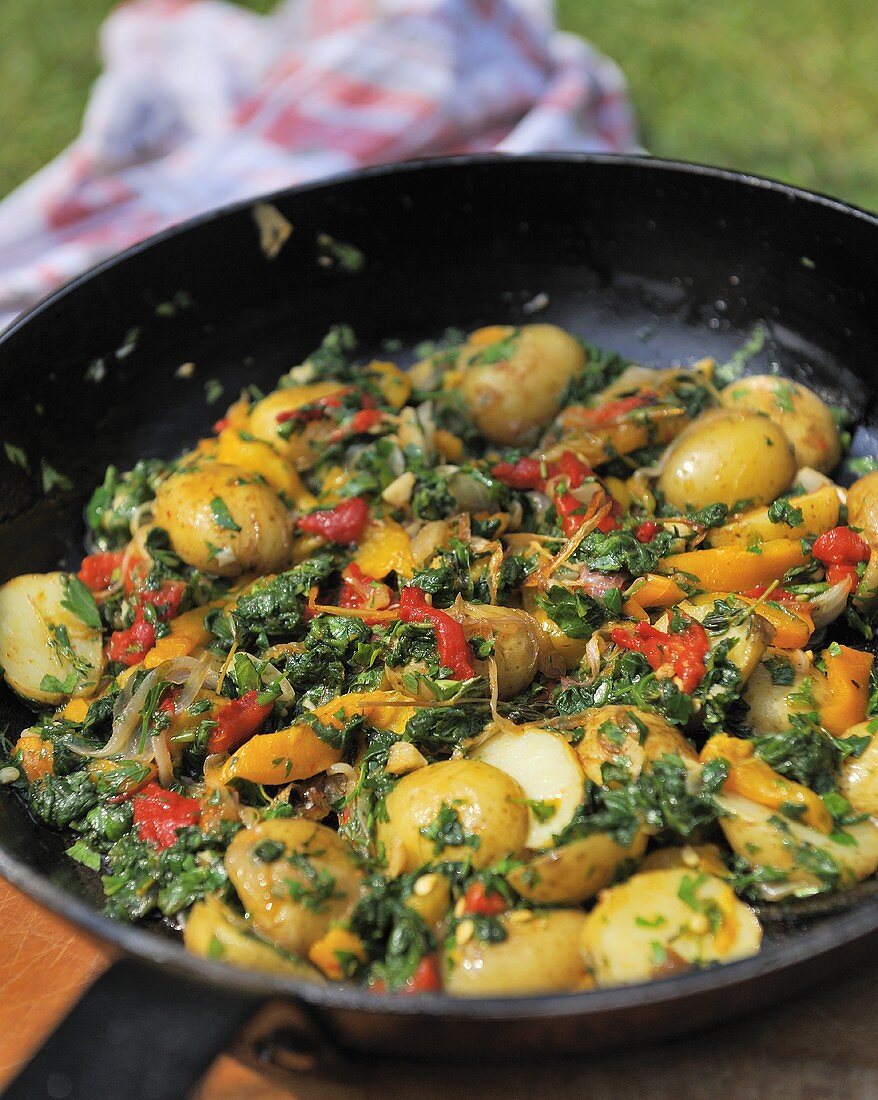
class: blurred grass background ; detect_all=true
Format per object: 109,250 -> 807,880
1,0 -> 876,209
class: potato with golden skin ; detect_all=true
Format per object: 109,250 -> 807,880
457,324 -> 585,446
248,382 -> 348,468
569,705 -> 698,787
153,462 -> 292,577
445,910 -> 588,996
836,721 -> 878,816
581,868 -> 762,986
847,472 -> 878,539
377,759 -> 529,873
507,830 -> 648,905
225,819 -> 363,957
456,602 -> 548,699
656,408 -> 796,511
520,590 -> 588,672
184,894 -> 323,979
721,374 -> 842,473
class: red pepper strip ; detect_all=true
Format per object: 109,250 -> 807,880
132,781 -> 201,850
813,526 -> 870,565
213,417 -> 229,434
297,497 -> 370,544
461,881 -> 508,917
275,389 -> 350,424
107,618 -> 156,666
330,407 -> 384,442
552,450 -> 592,489
207,690 -> 273,754
108,580 -> 187,666
491,456 -> 544,490
78,551 -> 125,592
399,587 -> 475,680
611,618 -> 710,694
579,391 -> 660,428
742,585 -> 814,610
402,954 -> 443,993
635,521 -> 661,543
338,563 -> 394,622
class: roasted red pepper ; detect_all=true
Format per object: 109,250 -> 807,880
402,954 -> 443,993
461,881 -> 508,917
132,781 -> 201,850
107,580 -> 187,667
207,690 -> 273,754
107,618 -> 156,666
77,551 -> 124,592
276,389 -> 348,425
578,391 -> 659,427
742,584 -> 813,608
813,526 -> 870,586
635,521 -> 661,543
552,450 -> 592,489
490,456 -> 544,490
297,497 -> 369,544
611,618 -> 710,694
338,563 -> 394,620
399,586 -> 475,680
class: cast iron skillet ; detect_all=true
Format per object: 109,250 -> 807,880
3,154 -> 878,1099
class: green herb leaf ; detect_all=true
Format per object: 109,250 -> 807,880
61,573 -> 102,630
209,496 -> 241,532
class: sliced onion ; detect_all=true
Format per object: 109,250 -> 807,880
151,732 -> 174,786
795,466 -> 842,498
168,651 -> 215,714
260,660 -> 295,705
809,580 -> 852,630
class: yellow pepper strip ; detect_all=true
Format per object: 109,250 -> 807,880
817,645 -> 874,736
142,606 -> 215,670
308,927 -> 367,980
365,360 -> 411,410
658,538 -> 808,593
467,325 -> 514,348
354,518 -> 415,580
86,757 -> 156,795
622,573 -> 686,616
14,733 -> 54,782
221,691 -> 418,785
62,698 -> 90,723
434,429 -> 464,462
744,599 -> 814,649
216,427 -> 313,506
701,734 -> 832,833
706,485 -> 841,548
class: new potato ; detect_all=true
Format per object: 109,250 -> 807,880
377,759 -> 529,872
153,462 -> 292,576
507,830 -> 648,905
225,819 -> 363,956
721,374 -> 842,473
656,409 -> 796,511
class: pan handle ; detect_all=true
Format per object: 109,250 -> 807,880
3,956 -> 263,1100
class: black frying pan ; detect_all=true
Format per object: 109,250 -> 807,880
3,154 -> 878,1100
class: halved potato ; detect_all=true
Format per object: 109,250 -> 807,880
705,485 -> 841,548
581,867 -> 762,986
838,720 -> 878,816
640,843 -> 731,879
744,648 -> 815,735
445,909 -> 588,996
0,572 -> 105,704
507,830 -> 647,904
184,894 -> 323,980
716,791 -> 878,898
567,705 -> 697,787
472,726 -> 585,849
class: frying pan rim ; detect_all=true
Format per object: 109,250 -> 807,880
2,152 -> 878,1020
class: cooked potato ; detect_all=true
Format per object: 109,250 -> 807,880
744,648 -> 814,735
847,472 -> 878,540
507,830 -> 647,904
472,727 -> 585,849
404,871 -> 452,928
716,791 -> 878,897
0,572 -> 105,703
641,843 -> 731,879
458,602 -> 547,699
721,374 -> 842,473
677,594 -> 771,684
581,868 -> 762,986
153,462 -> 292,577
216,427 -> 310,505
656,409 -> 796,511
520,590 -> 588,673
837,721 -> 878,816
706,485 -> 841,548
445,909 -> 588,996
457,324 -> 585,446
377,759 -> 529,873
225,819 -> 363,956
569,706 -> 698,787
184,894 -> 323,980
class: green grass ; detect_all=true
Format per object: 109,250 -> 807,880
2,0 -> 876,210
